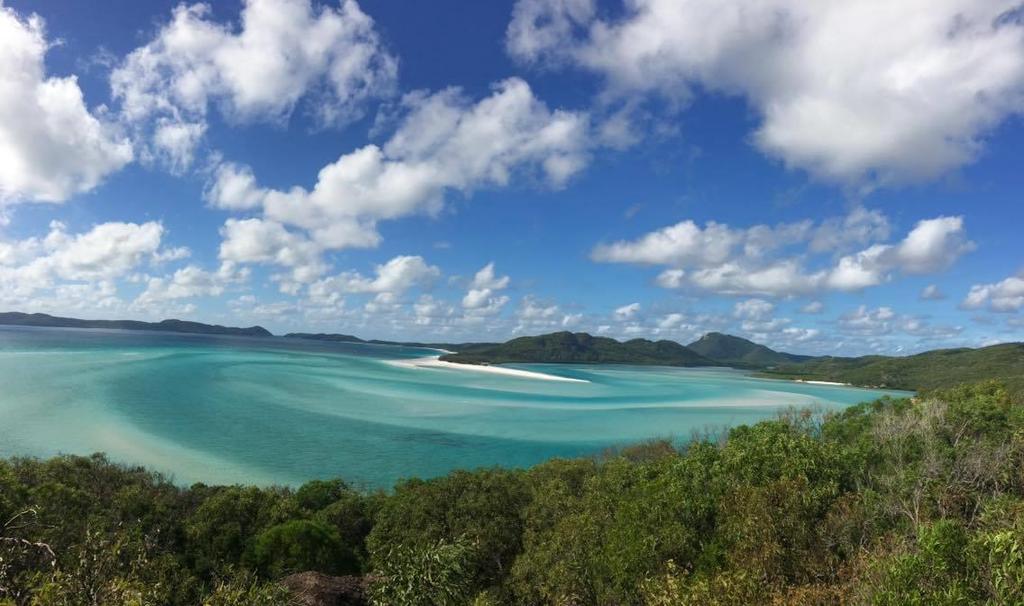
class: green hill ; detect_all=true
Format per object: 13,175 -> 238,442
440,331 -> 715,367
0,312 -> 272,337
687,332 -> 812,368
762,342 -> 1024,392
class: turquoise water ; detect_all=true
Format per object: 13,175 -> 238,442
0,326 -> 909,488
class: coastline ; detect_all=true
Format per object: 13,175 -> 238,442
387,355 -> 590,383
794,379 -> 851,386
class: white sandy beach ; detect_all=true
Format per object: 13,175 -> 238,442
388,355 -> 590,383
795,379 -> 851,386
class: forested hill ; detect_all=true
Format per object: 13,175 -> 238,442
439,331 -> 715,367
0,312 -> 272,337
687,332 -> 813,368
761,342 -> 1024,392
436,330 -> 1024,394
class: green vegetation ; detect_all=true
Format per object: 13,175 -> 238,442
762,342 -> 1024,393
687,331 -> 812,368
440,331 -> 714,367
3,381 -> 1024,604
439,330 -> 1024,394
0,312 -> 271,337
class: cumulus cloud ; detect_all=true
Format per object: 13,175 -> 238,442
328,255 -> 440,295
507,0 -> 1024,184
513,297 -> 578,333
111,0 -> 397,170
839,304 -> 963,341
218,218 -> 326,292
210,78 -> 590,286
593,210 -> 973,297
462,262 -> 511,316
962,271 -> 1024,312
303,255 -> 440,318
221,78 -> 589,251
614,302 -> 641,320
135,263 -> 247,306
733,298 -> 774,321
0,4 -> 132,203
413,294 -> 456,326
0,221 -> 165,307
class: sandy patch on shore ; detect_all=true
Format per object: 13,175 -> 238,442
388,356 -> 590,383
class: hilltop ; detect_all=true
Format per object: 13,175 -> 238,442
687,332 -> 813,368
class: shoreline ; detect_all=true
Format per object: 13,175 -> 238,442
794,379 -> 851,386
387,355 -> 590,383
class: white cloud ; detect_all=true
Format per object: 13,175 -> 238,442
218,218 -> 326,292
593,210 -> 973,297
205,162 -> 265,210
462,262 -> 511,315
328,255 -> 441,295
513,297 -> 570,333
111,0 -> 397,169
838,304 -> 963,341
614,301 -> 641,320
892,216 -> 976,274
135,263 -> 246,306
413,294 -> 455,326
212,77 -> 590,277
507,0 -> 1024,184
962,272 -> 1024,312
592,220 -> 738,266
251,78 -> 590,249
0,221 -> 164,306
152,246 -> 191,264
0,4 -> 132,202
733,298 -> 774,321
838,305 -> 898,336
304,255 -> 440,321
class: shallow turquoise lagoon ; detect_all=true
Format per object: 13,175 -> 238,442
0,326 -> 909,488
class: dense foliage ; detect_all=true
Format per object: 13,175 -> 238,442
441,331 -> 714,367
763,343 -> 1024,392
3,381 -> 1024,604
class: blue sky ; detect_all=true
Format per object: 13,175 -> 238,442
0,0 -> 1022,355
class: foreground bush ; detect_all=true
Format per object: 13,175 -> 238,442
1,381 -> 1023,604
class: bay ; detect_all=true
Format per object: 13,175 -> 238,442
0,325 -> 909,488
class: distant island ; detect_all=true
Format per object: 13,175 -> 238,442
438,331 -> 715,367
6,312 -> 1023,393
0,312 -> 272,337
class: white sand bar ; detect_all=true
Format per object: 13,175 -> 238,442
388,355 -> 590,383
795,379 -> 850,386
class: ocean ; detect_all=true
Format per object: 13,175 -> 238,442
0,325 -> 909,488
